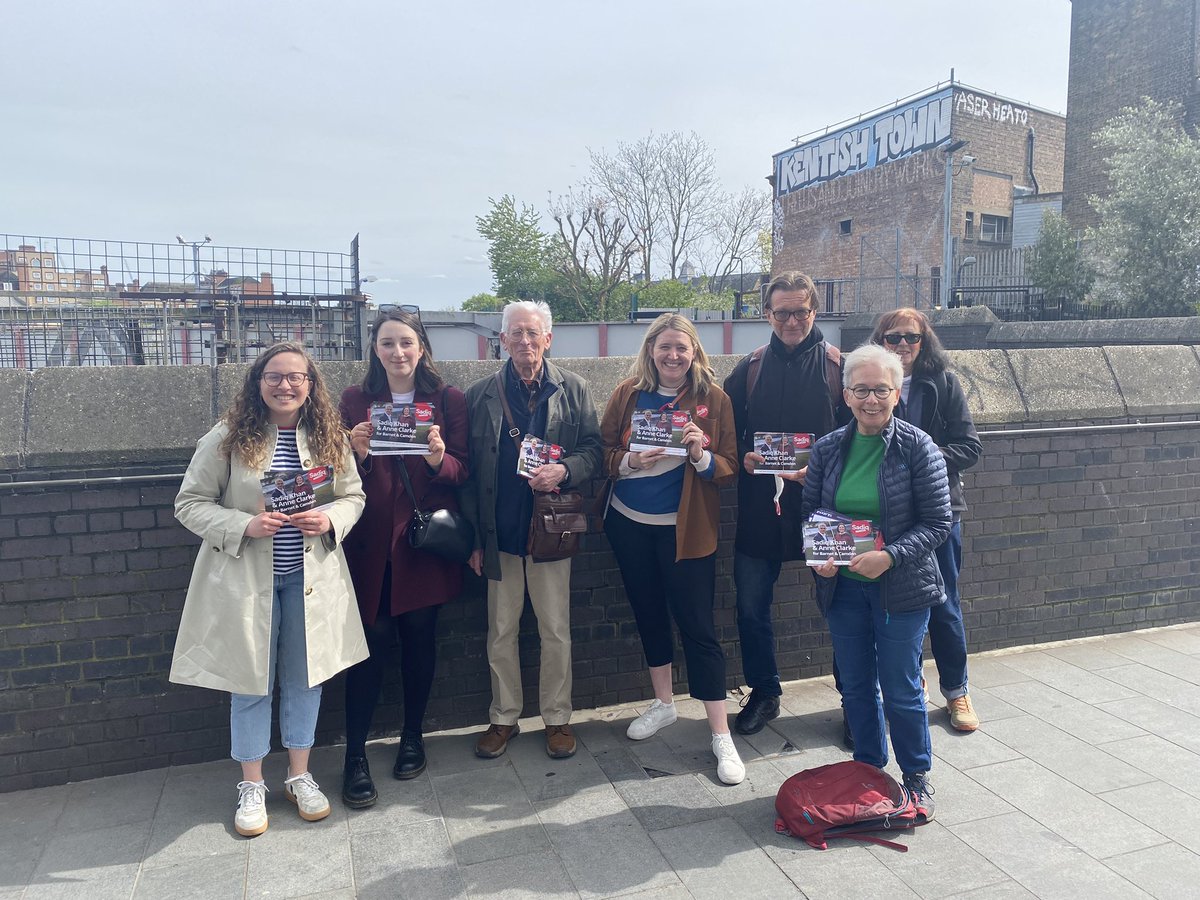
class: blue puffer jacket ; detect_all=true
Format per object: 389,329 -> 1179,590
801,416 -> 952,616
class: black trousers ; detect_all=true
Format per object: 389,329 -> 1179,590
343,567 -> 440,757
604,508 -> 726,701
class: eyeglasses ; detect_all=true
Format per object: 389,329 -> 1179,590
506,329 -> 545,343
883,332 -> 922,345
261,372 -> 310,387
847,386 -> 896,400
768,307 -> 815,322
379,303 -> 420,315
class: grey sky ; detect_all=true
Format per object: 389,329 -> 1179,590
7,0 -> 1071,308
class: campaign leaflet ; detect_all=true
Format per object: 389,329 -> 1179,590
629,408 -> 691,456
517,434 -> 564,479
369,401 -> 435,456
752,432 -> 814,475
261,466 -> 335,515
803,508 -> 883,565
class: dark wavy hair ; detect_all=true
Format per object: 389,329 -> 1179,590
870,307 -> 949,376
362,308 -> 444,396
220,342 -> 349,473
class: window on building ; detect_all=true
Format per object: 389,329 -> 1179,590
838,219 -> 852,236
31,258 -> 41,267
31,271 -> 41,281
964,212 -> 975,240
980,214 -> 1010,243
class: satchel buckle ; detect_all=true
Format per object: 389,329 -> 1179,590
508,427 -> 521,438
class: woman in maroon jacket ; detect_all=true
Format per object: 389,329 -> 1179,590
338,308 -> 469,808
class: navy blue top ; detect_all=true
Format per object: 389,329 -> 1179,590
496,359 -> 559,556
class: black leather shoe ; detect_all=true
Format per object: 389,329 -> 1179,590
734,691 -> 780,735
393,733 -> 427,780
342,755 -> 377,808
841,710 -> 855,751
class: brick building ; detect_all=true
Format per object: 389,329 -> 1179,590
1063,0 -> 1200,231
770,82 -> 1065,311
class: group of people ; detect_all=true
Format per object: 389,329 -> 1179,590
168,271 -> 981,837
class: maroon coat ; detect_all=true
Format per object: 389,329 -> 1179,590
339,384 -> 470,623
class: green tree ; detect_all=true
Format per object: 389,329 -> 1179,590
1028,211 -> 1094,305
475,195 -> 558,300
1089,99 -> 1200,316
460,292 -> 503,312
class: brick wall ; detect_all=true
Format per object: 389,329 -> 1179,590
1064,0 -> 1200,231
2,347 -> 1198,791
773,85 -> 1064,311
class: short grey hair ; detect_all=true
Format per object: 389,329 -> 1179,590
501,300 -> 553,334
843,343 -> 903,389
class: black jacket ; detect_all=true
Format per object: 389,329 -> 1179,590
724,328 -> 849,561
902,369 -> 981,516
802,416 -> 952,616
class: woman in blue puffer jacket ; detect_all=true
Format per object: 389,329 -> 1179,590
802,343 -> 951,822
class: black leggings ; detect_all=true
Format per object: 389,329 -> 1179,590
604,508 -> 726,701
344,577 -> 440,757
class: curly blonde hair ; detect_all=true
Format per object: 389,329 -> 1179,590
219,342 -> 349,473
629,313 -> 716,400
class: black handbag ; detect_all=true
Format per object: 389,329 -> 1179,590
393,454 -> 475,564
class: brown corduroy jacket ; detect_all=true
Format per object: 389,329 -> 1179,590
600,377 -> 738,561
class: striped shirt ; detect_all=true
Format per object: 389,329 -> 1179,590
270,428 -> 305,575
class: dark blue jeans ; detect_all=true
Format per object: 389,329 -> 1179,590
734,552 -> 783,697
826,577 -> 931,776
929,520 -> 968,700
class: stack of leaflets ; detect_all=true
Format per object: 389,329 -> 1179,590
517,434 -> 564,478
752,432 -> 814,474
369,401 -> 435,455
629,408 -> 690,456
803,508 -> 883,566
261,466 -> 335,515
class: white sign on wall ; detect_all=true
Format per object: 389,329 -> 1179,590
773,88 -> 953,198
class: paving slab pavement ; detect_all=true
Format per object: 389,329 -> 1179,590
4,623 -> 1199,899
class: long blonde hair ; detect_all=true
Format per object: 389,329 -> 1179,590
219,342 -> 349,473
629,313 -> 716,400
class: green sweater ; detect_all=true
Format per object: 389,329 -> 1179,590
834,431 -> 884,582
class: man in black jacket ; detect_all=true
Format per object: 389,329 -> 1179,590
724,271 -> 848,734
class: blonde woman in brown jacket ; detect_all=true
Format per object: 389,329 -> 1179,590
599,314 -> 745,785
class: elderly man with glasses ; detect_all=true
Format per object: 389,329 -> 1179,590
723,271 -> 849,735
460,300 -> 602,760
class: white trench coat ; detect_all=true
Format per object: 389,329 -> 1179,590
169,422 -> 368,696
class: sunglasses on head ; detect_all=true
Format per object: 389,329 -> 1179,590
883,332 -> 922,345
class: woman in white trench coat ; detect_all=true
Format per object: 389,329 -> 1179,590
171,342 -> 367,837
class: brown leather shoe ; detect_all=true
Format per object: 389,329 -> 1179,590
475,723 -> 518,759
545,724 -> 576,759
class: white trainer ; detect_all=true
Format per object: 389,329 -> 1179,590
235,780 -> 269,837
712,732 -> 745,785
626,699 -> 678,740
284,772 -> 331,822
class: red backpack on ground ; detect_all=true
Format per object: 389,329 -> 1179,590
774,761 -> 924,852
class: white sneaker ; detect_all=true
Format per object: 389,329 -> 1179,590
284,772 -> 331,822
235,780 -> 268,837
712,733 -> 745,785
626,699 -> 678,740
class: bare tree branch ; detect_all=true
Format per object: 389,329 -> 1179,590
658,131 -> 719,279
589,134 -> 663,285
550,188 -> 640,320
705,186 -> 771,292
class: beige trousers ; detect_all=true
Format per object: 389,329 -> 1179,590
487,552 -> 573,726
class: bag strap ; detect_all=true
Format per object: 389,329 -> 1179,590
393,456 -> 428,516
494,370 -> 524,454
744,343 -> 768,399
822,340 -> 843,414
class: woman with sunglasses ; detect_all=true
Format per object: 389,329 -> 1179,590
871,309 -> 982,733
802,343 -> 951,820
172,342 -> 367,837
338,308 -> 469,808
599,314 -> 745,785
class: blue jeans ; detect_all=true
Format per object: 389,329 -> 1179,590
826,577 -> 931,776
929,520 -> 968,700
230,570 -> 322,762
734,552 -> 783,696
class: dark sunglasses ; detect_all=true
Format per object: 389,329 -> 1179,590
883,332 -> 922,345
379,303 -> 420,318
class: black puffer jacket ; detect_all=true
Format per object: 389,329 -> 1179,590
801,416 -> 952,616
904,369 -> 981,516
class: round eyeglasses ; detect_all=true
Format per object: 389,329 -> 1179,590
261,372 -> 310,387
847,386 -> 896,400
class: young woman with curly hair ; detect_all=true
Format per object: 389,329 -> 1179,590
171,342 -> 367,837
